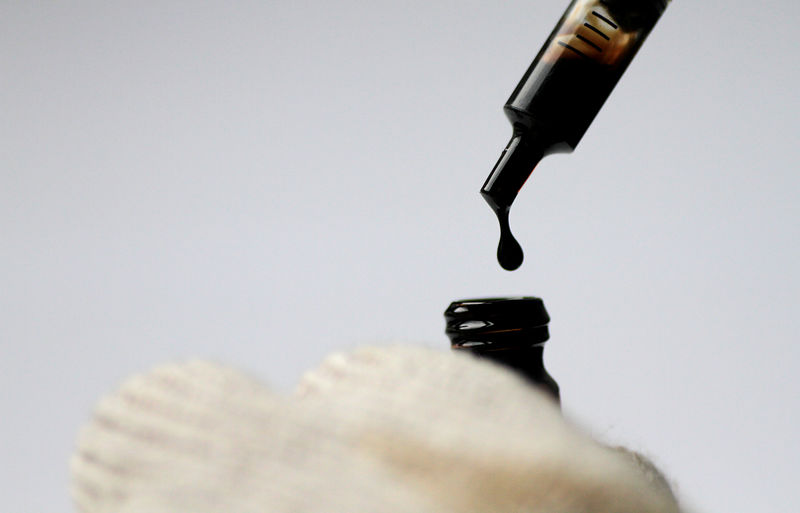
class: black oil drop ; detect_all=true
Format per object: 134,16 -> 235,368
495,207 -> 523,271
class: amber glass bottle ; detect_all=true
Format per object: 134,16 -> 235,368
444,297 -> 559,402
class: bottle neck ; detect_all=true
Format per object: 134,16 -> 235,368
454,344 -> 560,403
445,298 -> 559,403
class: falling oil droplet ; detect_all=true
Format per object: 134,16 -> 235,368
494,207 -> 523,271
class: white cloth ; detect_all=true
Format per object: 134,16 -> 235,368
71,346 -> 682,513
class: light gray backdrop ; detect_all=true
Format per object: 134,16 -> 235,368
2,1 -> 798,511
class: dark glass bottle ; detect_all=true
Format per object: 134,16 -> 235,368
444,297 -> 559,402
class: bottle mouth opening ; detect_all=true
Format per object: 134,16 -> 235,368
446,297 -> 548,319
444,297 -> 550,348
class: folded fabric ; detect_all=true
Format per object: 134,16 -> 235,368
71,345 -> 682,513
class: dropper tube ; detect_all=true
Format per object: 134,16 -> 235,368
482,0 -> 670,270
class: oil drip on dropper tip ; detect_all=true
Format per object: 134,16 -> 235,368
481,133 -> 542,272
479,0 -> 670,271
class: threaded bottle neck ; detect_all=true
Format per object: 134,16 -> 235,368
444,297 -> 559,401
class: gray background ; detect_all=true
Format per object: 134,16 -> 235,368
2,1 -> 798,511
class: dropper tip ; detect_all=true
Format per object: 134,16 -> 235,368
481,133 -> 542,271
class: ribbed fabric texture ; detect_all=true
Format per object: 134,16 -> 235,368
71,346 -> 682,513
